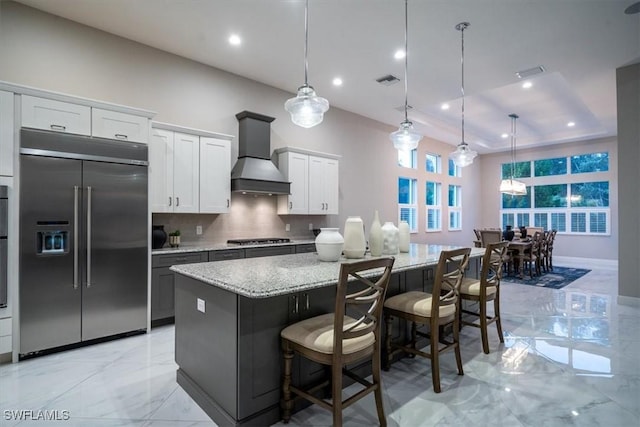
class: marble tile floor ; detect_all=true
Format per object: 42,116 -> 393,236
1,257 -> 638,426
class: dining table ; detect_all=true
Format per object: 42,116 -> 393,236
507,238 -> 533,279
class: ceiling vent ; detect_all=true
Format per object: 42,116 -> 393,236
515,66 -> 545,79
376,74 -> 401,86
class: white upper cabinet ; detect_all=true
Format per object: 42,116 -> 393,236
92,108 -> 149,144
149,128 -> 174,213
150,123 -> 233,214
276,148 -> 340,215
21,95 -> 91,136
309,155 -> 339,215
199,136 -> 231,214
277,151 -> 309,215
0,91 -> 14,176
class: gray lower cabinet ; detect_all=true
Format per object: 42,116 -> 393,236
236,285 -> 336,420
245,245 -> 295,258
151,251 -> 208,325
295,243 -> 316,253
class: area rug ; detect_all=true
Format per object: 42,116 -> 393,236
501,266 -> 591,289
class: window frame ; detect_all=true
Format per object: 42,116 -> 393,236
426,181 -> 442,232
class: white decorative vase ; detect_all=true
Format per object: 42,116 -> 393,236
399,220 -> 410,253
369,210 -> 383,257
343,216 -> 366,259
315,228 -> 344,262
382,222 -> 399,255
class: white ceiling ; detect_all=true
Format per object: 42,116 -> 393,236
13,0 -> 640,153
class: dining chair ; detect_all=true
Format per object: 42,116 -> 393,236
383,247 -> 470,393
280,257 -> 395,427
545,230 -> 557,271
460,241 -> 509,354
514,231 -> 543,278
479,229 -> 502,247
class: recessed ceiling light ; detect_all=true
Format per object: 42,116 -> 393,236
501,133 -> 509,139
567,121 -> 576,127
441,103 -> 450,110
228,34 -> 242,46
394,49 -> 406,60
522,81 -> 533,89
332,77 -> 343,86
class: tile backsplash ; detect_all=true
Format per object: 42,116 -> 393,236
152,193 -> 328,244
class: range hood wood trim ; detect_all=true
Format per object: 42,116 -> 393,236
273,146 -> 341,160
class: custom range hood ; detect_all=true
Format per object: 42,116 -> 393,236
231,111 -> 290,195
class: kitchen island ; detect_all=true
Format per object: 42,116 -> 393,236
171,244 -> 484,427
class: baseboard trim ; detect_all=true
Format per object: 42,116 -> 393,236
617,295 -> 640,307
554,256 -> 618,269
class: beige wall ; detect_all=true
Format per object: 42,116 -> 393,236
479,137 -> 618,259
0,2 -> 479,246
616,62 -> 640,299
480,138 -> 618,260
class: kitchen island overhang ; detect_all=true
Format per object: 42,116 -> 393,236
171,244 -> 485,427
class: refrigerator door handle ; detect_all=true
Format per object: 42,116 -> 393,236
86,186 -> 92,288
73,186 -> 79,289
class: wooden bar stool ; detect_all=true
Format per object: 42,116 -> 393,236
280,257 -> 395,426
460,241 -> 509,354
383,247 -> 470,393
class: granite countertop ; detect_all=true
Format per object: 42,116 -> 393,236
170,244 -> 485,299
152,239 -> 316,255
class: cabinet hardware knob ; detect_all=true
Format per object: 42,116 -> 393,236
227,199 -> 230,208
50,124 -> 66,131
114,134 -> 128,140
293,295 -> 299,314
305,293 -> 310,310
176,197 -> 180,206
169,197 -> 172,206
289,202 -> 293,210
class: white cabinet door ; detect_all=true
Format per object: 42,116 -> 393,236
172,132 -> 199,213
149,129 -> 174,213
277,151 -> 308,215
21,95 -> 91,135
92,108 -> 149,143
0,91 -> 14,177
323,158 -> 339,215
308,156 -> 326,215
199,137 -> 230,213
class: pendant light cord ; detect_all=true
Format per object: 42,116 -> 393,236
460,23 -> 466,145
403,0 -> 409,123
509,113 -> 519,179
303,0 -> 309,86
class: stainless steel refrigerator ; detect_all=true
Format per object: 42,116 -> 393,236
19,128 -> 148,356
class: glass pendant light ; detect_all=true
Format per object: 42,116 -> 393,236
284,0 -> 329,128
449,22 -> 478,167
500,114 -> 527,195
390,0 -> 422,152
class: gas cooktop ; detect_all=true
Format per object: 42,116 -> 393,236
226,238 -> 291,246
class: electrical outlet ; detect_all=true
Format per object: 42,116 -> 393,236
196,225 -> 203,235
309,223 -> 313,230
197,298 -> 205,313
285,223 -> 291,232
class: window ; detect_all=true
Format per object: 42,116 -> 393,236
448,159 -> 461,177
589,212 -> 607,233
551,213 -> 566,232
534,213 -> 548,229
501,161 -> 531,179
426,181 -> 442,231
500,153 -> 610,236
426,153 -> 441,174
502,188 -> 531,209
571,152 -> 608,174
448,185 -> 462,230
570,182 -> 609,207
398,149 -> 417,168
534,157 -> 567,176
534,184 -> 568,208
571,212 -> 586,233
398,177 -> 417,232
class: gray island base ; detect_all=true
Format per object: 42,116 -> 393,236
171,244 -> 484,426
